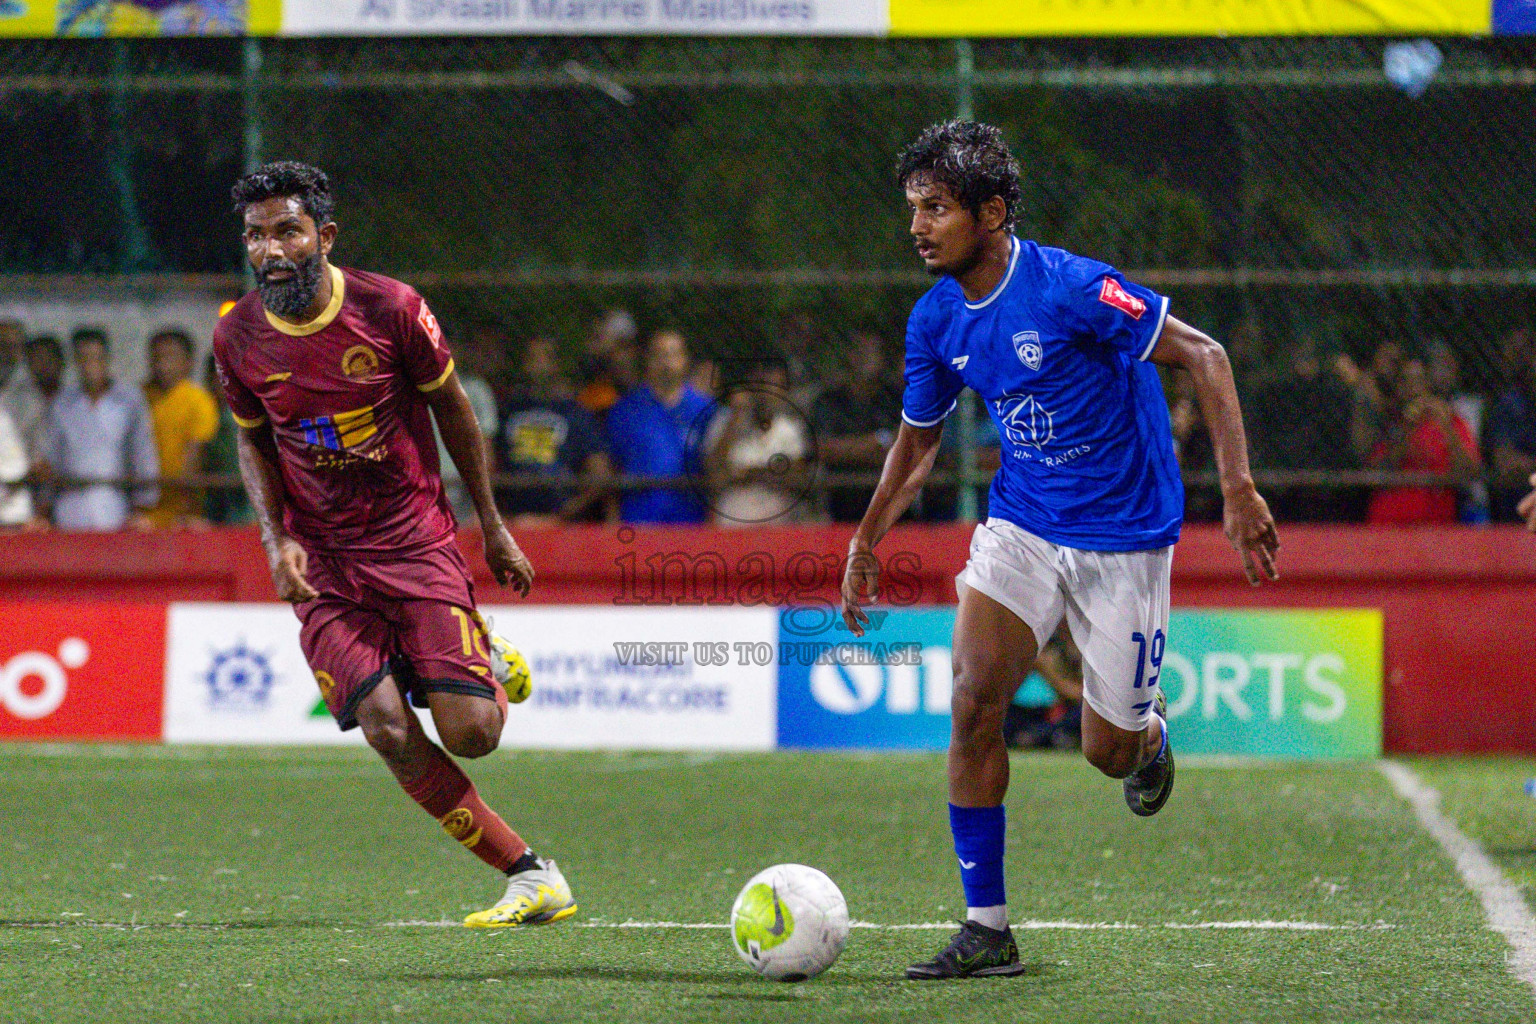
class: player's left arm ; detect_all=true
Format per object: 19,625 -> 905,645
1149,316 -> 1280,586
425,372 -> 534,598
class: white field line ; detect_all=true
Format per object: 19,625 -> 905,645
5,918 -> 1393,932
1379,760 -> 1536,996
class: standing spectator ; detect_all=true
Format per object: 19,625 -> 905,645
775,310 -> 827,410
0,400 -> 29,529
1365,358 -> 1479,525
0,320 -> 35,526
143,327 -> 219,527
4,333 -> 65,467
0,319 -> 25,413
606,329 -> 713,524
201,351 -> 255,525
1485,330 -> 1536,521
1348,339 -> 1405,464
577,309 -> 639,420
812,332 -> 903,523
1251,339 -> 1361,522
497,335 -> 612,525
707,362 -> 810,527
44,328 -> 158,531
1426,339 -> 1489,522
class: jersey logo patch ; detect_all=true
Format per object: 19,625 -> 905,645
1012,331 -> 1043,371
299,405 -> 377,451
341,345 -> 380,380
1098,278 -> 1147,320
418,302 -> 444,350
995,393 -> 1055,450
950,355 -> 969,370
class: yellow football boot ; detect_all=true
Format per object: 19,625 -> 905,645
463,858 -> 578,928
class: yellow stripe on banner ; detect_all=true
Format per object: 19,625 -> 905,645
231,411 -> 267,429
0,2 -> 58,37
247,0 -> 283,35
334,406 -> 378,448
889,0 -> 1491,37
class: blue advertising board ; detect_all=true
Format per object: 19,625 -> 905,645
776,608 -> 955,750
776,606 -> 1384,758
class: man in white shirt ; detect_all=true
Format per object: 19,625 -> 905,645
43,329 -> 159,530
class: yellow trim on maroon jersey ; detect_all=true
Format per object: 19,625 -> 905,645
263,264 -> 346,337
417,358 -> 456,393
230,411 -> 267,429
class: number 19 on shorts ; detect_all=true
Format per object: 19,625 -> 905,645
1131,629 -> 1165,689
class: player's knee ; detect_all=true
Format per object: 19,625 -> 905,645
439,714 -> 501,760
360,713 -> 413,764
950,672 -> 1010,745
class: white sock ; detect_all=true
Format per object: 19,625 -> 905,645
966,905 -> 1008,931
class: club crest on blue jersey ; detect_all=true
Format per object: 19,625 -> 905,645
1012,331 -> 1043,371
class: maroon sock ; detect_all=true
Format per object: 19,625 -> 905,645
401,744 -> 529,872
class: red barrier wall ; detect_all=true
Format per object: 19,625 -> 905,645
2,524 -> 1533,755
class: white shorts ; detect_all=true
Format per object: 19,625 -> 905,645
956,518 -> 1172,733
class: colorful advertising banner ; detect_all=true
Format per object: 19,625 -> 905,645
163,603 -> 779,751
1158,609 -> 1382,759
1,0 -> 1525,34
0,1 -> 281,37
776,607 -> 1383,759
0,601 -> 165,741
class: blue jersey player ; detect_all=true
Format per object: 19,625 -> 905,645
840,122 -> 1281,979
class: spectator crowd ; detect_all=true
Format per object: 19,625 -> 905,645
2,308 -> 1535,533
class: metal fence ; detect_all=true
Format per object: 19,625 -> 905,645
3,35 -> 1535,523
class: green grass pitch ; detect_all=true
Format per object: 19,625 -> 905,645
2,745 -> 1535,1023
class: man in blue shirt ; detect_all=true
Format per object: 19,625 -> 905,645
606,330 -> 714,524
840,122 -> 1280,979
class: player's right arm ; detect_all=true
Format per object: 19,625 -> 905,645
840,421 -> 945,635
234,422 -> 317,603
841,299 -> 959,637
213,334 -> 317,604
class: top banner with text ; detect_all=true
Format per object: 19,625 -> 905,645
1,0 -> 1527,36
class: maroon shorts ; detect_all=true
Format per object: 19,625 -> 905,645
295,542 -> 503,731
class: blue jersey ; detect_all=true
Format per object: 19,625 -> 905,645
902,237 -> 1182,552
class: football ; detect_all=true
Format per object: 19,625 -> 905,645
729,864 -> 850,982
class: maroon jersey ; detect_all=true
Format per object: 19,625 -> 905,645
213,264 -> 458,556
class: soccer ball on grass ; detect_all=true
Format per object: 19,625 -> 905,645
729,864 -> 850,982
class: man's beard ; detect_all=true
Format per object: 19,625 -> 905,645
256,253 -> 324,318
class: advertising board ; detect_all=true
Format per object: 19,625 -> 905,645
776,607 -> 1383,758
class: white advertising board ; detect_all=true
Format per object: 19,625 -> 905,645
165,603 -> 777,751
165,603 -> 368,746
482,604 -> 777,751
281,0 -> 887,36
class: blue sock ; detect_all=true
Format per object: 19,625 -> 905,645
949,803 -> 1006,910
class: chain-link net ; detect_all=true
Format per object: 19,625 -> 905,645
2,35 -> 1534,523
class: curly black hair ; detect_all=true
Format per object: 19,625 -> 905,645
896,121 -> 1022,231
231,161 -> 335,226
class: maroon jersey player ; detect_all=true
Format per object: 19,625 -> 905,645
214,162 -> 575,928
